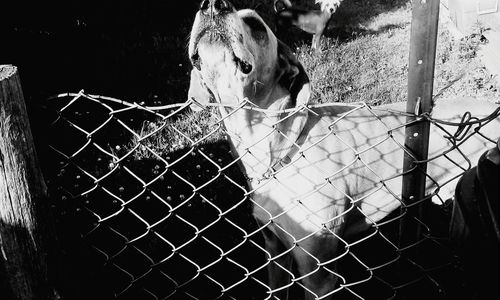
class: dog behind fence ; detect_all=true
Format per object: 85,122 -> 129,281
44,91 -> 499,299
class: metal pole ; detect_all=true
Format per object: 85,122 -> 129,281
400,0 -> 440,248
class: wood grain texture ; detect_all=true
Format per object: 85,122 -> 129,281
0,65 -> 56,300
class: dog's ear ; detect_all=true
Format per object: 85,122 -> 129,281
187,69 -> 214,111
269,40 -> 312,170
277,40 -> 311,109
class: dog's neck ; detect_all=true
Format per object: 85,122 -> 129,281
218,86 -> 298,185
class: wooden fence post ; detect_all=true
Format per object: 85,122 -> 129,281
0,65 -> 57,300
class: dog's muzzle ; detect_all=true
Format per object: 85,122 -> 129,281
190,0 -> 254,76
199,0 -> 233,18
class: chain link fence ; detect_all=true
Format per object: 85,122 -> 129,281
43,91 -> 499,299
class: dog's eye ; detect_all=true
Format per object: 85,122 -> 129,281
234,56 -> 253,75
191,52 -> 201,71
240,61 -> 253,74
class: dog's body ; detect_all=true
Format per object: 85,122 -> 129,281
187,1 -> 500,298
274,0 -> 340,51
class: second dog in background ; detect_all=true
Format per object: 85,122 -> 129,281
274,0 -> 341,51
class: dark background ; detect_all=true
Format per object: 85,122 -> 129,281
1,1 -> 200,106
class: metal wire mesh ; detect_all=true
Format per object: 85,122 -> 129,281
44,91 -> 499,300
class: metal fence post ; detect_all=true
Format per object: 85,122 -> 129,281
400,0 -> 440,248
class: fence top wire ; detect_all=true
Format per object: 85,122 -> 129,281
46,91 -> 499,300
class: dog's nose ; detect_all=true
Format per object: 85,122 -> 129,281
200,0 -> 233,17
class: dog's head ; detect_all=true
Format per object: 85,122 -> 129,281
315,0 -> 341,14
188,0 -> 310,111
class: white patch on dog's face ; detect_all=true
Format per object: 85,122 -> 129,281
189,8 -> 279,106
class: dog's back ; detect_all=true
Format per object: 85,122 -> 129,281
256,99 -> 500,234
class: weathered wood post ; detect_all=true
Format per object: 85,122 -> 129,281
0,65 -> 56,299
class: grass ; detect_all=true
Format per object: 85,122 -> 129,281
296,2 -> 499,105
130,108 -> 225,158
130,0 -> 499,159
